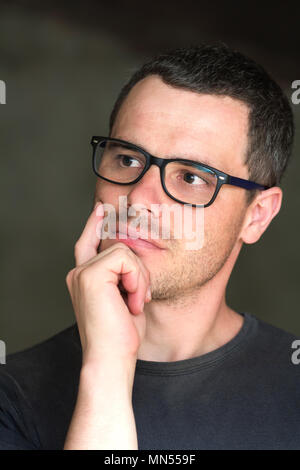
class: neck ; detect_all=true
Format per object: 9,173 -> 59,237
137,245 -> 244,363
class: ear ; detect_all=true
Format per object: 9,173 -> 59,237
240,187 -> 283,244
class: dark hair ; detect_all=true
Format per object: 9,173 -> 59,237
109,43 -> 294,203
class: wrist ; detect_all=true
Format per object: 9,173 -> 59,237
81,346 -> 138,368
80,356 -> 137,397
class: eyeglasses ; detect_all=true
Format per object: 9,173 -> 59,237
91,136 -> 271,208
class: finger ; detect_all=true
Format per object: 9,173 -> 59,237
96,243 -> 151,309
121,254 -> 150,314
74,201 -> 104,266
108,244 -> 151,306
74,240 -> 151,313
81,245 -> 141,314
78,244 -> 146,315
134,255 -> 151,303
76,238 -> 134,269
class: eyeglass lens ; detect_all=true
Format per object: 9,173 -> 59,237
94,139 -> 218,205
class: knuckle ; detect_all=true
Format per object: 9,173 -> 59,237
76,268 -> 88,284
114,242 -> 131,252
114,244 -> 132,259
111,245 -> 139,273
74,240 -> 81,258
76,268 -> 94,289
65,268 -> 75,285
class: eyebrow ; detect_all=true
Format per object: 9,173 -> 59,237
111,136 -> 214,168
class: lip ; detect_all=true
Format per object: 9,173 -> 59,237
116,227 -> 165,250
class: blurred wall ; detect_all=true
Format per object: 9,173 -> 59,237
0,2 -> 299,354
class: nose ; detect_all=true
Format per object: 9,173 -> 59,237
127,162 -> 165,206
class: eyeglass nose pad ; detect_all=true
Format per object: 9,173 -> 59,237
138,162 -> 161,184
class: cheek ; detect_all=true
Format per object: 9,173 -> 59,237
205,202 -> 245,250
201,204 -> 236,250
95,181 -> 128,206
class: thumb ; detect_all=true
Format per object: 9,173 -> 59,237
74,200 -> 104,266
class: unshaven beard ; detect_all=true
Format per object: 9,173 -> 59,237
149,211 -> 245,305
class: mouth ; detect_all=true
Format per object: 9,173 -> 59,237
116,225 -> 165,250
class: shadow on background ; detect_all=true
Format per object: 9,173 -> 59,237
0,1 -> 299,353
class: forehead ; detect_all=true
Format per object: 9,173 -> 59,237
112,75 -> 250,174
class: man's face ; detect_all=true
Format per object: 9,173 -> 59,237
95,75 -> 250,301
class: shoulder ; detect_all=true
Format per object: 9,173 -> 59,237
242,312 -> 300,383
247,312 -> 300,349
0,324 -> 82,449
0,323 -> 81,383
0,323 -> 82,404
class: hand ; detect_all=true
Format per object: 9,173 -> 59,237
65,202 -> 151,365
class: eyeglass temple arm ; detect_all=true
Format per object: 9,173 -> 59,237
227,175 -> 270,191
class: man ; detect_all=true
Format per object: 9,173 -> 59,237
0,44 -> 299,450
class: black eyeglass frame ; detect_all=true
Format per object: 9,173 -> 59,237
91,136 -> 271,208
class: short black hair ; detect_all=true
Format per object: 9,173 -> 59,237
109,43 -> 294,203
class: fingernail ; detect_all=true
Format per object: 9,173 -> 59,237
95,202 -> 104,216
140,302 -> 144,313
146,286 -> 152,302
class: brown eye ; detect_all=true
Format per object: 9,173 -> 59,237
182,172 -> 208,185
116,155 -> 142,168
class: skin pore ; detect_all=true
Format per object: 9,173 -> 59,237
93,75 -> 282,362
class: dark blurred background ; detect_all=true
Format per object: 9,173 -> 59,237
0,0 -> 299,354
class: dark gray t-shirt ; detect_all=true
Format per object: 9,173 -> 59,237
0,311 -> 299,450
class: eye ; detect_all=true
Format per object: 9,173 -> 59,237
116,154 -> 142,168
182,172 -> 208,185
